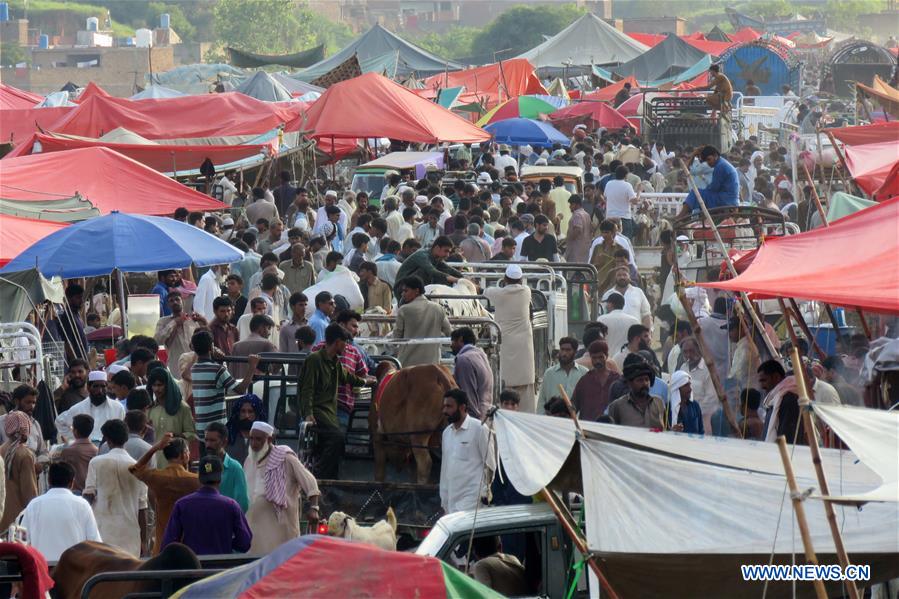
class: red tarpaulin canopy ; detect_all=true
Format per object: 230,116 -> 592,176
0,147 -> 227,215
581,77 -> 639,103
421,58 -> 547,109
682,37 -> 734,56
4,132 -> 275,173
74,81 -> 111,103
701,197 -> 899,313
0,214 -> 67,267
0,106 -> 73,144
627,32 -> 665,47
549,101 -> 631,130
828,121 -> 899,146
828,122 -> 899,199
304,72 -> 490,144
0,83 -> 43,110
49,93 -> 303,141
730,27 -> 763,43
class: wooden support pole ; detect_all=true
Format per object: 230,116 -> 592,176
856,308 -> 873,340
679,162 -> 778,359
539,488 -> 622,599
791,347 -> 861,599
802,162 -> 829,227
824,130 -> 863,197
787,298 -> 826,359
823,305 -> 846,348
776,436 -> 829,599
675,288 -> 743,437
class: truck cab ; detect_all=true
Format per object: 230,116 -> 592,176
519,165 -> 584,196
415,504 -> 582,598
350,151 -> 445,205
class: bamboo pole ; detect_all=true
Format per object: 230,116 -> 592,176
855,308 -> 873,340
546,385 -> 621,599
675,288 -> 743,437
823,305 -> 846,348
776,436 -> 829,599
824,130 -> 862,197
678,162 -> 778,359
791,347 -> 861,599
784,298 -> 826,358
801,162 -> 828,228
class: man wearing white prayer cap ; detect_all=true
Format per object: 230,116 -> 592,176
669,370 -> 704,435
244,416 -> 320,553
55,370 -> 126,442
484,264 -> 536,412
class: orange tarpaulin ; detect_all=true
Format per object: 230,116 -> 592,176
0,83 -> 43,110
0,214 -> 67,267
304,72 -> 490,144
421,58 -> 546,109
49,93 -> 303,141
4,132 -> 275,173
729,27 -> 763,43
857,75 -> 899,119
0,147 -> 228,215
548,101 -> 631,132
701,196 -> 899,313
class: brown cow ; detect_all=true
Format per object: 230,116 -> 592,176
369,363 -> 456,484
52,541 -> 200,599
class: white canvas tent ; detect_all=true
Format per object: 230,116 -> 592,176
516,13 -> 648,71
493,409 -> 899,598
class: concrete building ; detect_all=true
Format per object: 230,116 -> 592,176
622,16 -> 686,36
9,46 -> 174,97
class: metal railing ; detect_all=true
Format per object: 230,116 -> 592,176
0,321 -> 45,384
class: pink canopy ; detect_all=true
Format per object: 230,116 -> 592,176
0,83 -> 43,110
702,197 -> 899,313
0,214 -> 67,267
0,147 -> 227,215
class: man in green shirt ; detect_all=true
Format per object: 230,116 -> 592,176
300,323 -> 375,479
203,421 -> 250,512
392,236 -> 465,300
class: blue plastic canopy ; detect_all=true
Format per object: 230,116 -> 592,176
1,211 -> 243,278
484,118 -> 570,148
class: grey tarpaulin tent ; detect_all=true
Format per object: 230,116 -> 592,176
233,71 -> 294,102
293,23 -> 461,81
516,12 -> 648,72
227,44 -> 325,69
0,270 -> 64,324
612,33 -> 710,82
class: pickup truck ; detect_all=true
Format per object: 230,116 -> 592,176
415,504 -> 586,599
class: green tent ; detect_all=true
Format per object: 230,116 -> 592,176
827,192 -> 876,223
0,196 -> 100,222
0,269 -> 64,324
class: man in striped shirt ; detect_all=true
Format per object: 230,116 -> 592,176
189,330 -> 260,443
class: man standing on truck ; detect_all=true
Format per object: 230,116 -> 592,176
439,389 -> 495,515
299,324 -> 376,479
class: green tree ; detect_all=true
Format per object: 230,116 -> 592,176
748,0 -> 795,20
413,26 -> 481,62
146,2 -> 196,41
1,42 -> 27,66
210,0 -> 317,57
823,0 -> 884,30
470,4 -> 586,61
306,10 -> 355,55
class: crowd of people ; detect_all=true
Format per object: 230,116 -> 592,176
1,78 -> 891,588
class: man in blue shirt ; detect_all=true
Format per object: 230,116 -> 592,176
679,145 -> 739,218
669,370 -> 704,434
151,270 -> 178,316
309,291 -> 335,344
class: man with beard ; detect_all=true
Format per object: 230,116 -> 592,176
56,371 -> 126,443
54,359 -> 90,413
606,358 -> 666,429
601,266 -> 651,329
193,264 -> 229,322
203,421 -> 249,511
611,324 -> 650,371
439,389 -> 495,515
538,337 -> 588,409
244,421 -> 320,553
669,370 -> 704,434
450,327 -> 494,419
52,283 -> 89,363
154,291 -> 207,374
0,384 -> 50,469
225,394 -> 267,467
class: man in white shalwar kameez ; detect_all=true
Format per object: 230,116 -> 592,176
484,265 -> 536,412
244,422 -> 320,554
83,419 -> 148,557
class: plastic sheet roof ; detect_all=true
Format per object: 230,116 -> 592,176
613,33 -> 709,81
233,71 -> 294,102
703,197 -> 899,313
0,147 -> 228,216
421,58 -> 547,109
303,72 -> 489,144
0,83 -> 43,110
0,214 -> 67,267
518,12 -> 648,68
